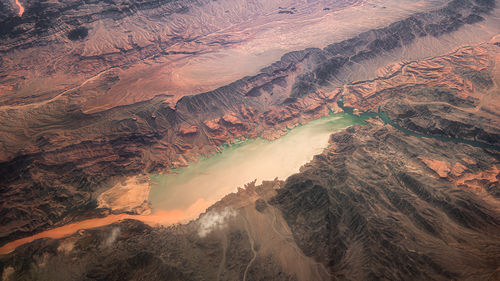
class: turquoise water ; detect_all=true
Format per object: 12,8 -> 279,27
149,113 -> 366,212
337,96 -> 500,152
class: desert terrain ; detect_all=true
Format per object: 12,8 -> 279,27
1,0 -> 500,280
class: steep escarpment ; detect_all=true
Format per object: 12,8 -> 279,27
0,0 -> 374,107
1,0 -> 496,109
1,112 -> 499,280
2,43 -> 500,278
0,0 -> 499,247
288,0 -> 496,95
271,120 -> 500,280
341,41 -> 500,146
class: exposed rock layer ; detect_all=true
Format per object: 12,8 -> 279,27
1,2 -> 500,247
1,115 -> 499,280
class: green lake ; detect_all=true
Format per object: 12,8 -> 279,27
149,113 -> 366,213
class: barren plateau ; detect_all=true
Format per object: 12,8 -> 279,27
1,0 -> 500,280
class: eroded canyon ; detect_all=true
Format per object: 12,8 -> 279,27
1,0 -> 500,280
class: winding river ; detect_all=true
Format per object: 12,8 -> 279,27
337,97 -> 500,152
3,99 -> 497,255
0,113 -> 366,254
4,97 -> 496,255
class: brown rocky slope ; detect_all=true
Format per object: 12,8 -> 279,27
1,112 -> 499,280
1,0 -> 499,246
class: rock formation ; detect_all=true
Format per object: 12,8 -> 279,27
0,0 -> 499,279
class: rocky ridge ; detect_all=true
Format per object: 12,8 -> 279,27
1,108 -> 499,280
0,0 -> 499,253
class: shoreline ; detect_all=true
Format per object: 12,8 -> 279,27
0,113 -> 362,255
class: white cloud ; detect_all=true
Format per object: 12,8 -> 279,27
197,208 -> 237,237
104,227 -> 120,246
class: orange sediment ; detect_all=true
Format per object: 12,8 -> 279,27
15,0 -> 24,16
0,214 -> 132,255
0,198 -> 214,255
